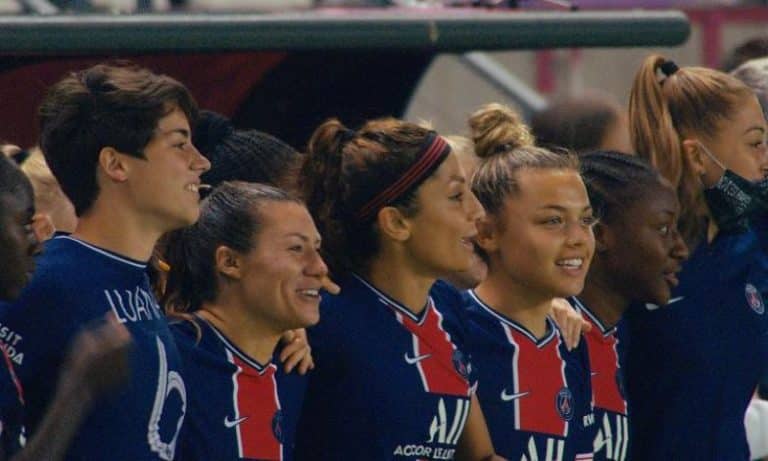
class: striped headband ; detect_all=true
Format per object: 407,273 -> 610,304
355,132 -> 451,221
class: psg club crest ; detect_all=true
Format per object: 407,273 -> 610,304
555,387 -> 574,421
271,410 -> 284,443
745,284 -> 765,315
452,350 -> 471,380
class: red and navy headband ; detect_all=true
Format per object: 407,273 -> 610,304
355,132 -> 451,221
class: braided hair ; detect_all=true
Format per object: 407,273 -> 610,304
579,151 -> 669,225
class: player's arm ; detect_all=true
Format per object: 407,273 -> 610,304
550,298 -> 591,351
454,394 -> 508,461
11,315 -> 131,461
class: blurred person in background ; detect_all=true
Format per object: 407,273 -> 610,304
531,92 -> 633,156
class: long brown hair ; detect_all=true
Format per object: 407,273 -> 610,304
629,54 -> 753,245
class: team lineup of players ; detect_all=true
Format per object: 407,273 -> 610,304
0,51 -> 766,461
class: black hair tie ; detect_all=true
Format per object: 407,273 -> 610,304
660,60 -> 680,77
339,128 -> 357,146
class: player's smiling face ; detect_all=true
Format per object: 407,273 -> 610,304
236,201 -> 327,333
123,105 -> 211,233
600,183 -> 688,306
400,152 -> 485,276
483,168 -> 595,299
0,194 -> 38,300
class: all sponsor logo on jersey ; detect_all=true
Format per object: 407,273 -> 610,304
521,436 -> 565,461
745,283 -> 765,315
392,398 -> 468,460
593,412 -> 629,461
555,387 -> 574,422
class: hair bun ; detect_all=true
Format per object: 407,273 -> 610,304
468,103 -> 534,159
193,110 -> 235,157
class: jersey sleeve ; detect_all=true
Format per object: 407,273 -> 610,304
0,271 -> 83,431
0,349 -> 25,458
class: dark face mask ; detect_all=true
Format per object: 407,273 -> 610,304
700,143 -> 768,232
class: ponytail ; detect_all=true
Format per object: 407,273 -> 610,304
629,54 -> 752,245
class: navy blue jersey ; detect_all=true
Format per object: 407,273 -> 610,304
295,275 -> 476,461
463,290 -> 595,461
0,236 -> 186,461
624,229 -> 768,461
0,349 -> 24,458
569,298 -> 628,461
172,316 -> 305,461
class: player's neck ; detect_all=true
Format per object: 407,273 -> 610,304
73,201 -> 163,262
365,254 -> 435,316
578,270 -> 626,328
475,270 -> 552,339
197,304 -> 280,366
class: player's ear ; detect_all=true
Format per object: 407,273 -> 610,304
215,245 -> 242,280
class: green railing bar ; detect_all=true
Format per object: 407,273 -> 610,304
0,10 -> 690,54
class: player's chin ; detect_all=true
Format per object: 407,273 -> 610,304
296,308 -> 320,328
646,283 -> 671,307
552,277 -> 586,298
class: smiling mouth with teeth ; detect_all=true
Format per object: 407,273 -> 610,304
186,184 -> 211,193
299,289 -> 320,298
556,258 -> 584,268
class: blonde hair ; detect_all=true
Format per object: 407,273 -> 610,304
629,54 -> 754,244
468,103 -> 578,216
19,147 -> 77,233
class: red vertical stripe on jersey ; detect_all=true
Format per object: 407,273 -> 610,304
504,324 -> 569,437
230,356 -> 282,460
395,302 -> 469,396
1,348 -> 22,404
584,319 -> 627,415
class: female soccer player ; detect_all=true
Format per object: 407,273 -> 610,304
462,103 -> 596,461
625,54 -> 768,460
0,154 -> 130,461
295,118 -> 501,460
572,151 -> 689,461
0,63 -> 210,461
163,181 -> 337,460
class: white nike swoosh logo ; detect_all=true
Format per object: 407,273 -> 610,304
404,353 -> 432,365
224,416 -> 249,428
590,371 -> 599,376
500,389 -> 530,401
645,296 -> 685,311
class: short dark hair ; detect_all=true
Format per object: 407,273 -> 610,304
38,62 -> 198,216
721,37 -> 768,73
531,94 -> 623,155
